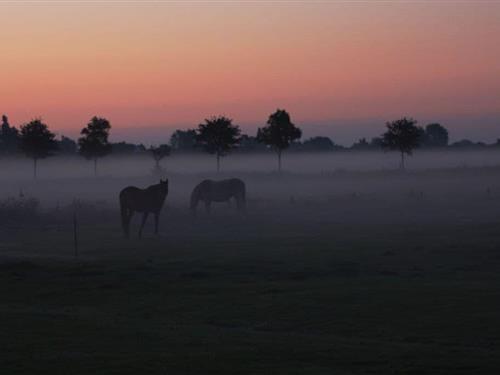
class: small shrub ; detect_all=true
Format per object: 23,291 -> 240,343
0,196 -> 40,221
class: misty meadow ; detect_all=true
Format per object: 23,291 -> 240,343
2,1 -> 500,374
1,112 -> 500,374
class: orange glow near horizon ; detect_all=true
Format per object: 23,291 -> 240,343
1,2 -> 499,142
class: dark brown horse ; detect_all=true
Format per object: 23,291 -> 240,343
119,179 -> 169,238
190,178 -> 246,215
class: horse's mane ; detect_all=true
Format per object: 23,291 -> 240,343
146,182 -> 163,192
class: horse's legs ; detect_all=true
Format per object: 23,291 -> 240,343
139,212 -> 148,238
129,211 -> 135,233
154,212 -> 159,235
124,210 -> 133,238
204,200 -> 211,214
121,207 -> 131,238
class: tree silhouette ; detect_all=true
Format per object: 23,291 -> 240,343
57,136 -> 77,155
78,117 -> 112,176
196,116 -> 241,172
449,139 -> 484,150
423,123 -> 449,148
381,117 -> 422,170
19,119 -> 57,179
238,135 -> 266,153
351,137 -> 383,151
257,109 -> 302,171
301,136 -> 337,152
0,115 -> 20,155
111,142 -> 145,155
170,129 -> 197,152
150,144 -> 171,176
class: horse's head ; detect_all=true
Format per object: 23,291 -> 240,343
190,183 -> 201,213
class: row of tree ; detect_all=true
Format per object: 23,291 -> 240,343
0,110 -> 303,176
1,115 -> 113,178
0,110 -> 494,177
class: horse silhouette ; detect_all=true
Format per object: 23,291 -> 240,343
119,179 -> 169,238
190,178 -> 246,215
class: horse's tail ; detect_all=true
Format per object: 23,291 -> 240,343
190,185 -> 200,215
119,191 -> 130,237
237,180 -> 246,212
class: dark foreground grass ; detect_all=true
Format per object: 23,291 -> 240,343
1,195 -> 500,374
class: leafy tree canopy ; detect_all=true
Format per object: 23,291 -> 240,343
111,142 -> 145,155
301,136 -> 336,151
381,117 -> 422,155
422,123 -> 449,148
257,109 -> 302,152
196,116 -> 241,157
170,129 -> 197,152
57,136 -> 77,154
20,118 -> 57,160
78,116 -> 112,160
0,114 -> 20,154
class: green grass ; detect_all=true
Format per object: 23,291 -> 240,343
1,194 -> 500,374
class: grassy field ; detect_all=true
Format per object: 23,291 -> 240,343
1,163 -> 500,374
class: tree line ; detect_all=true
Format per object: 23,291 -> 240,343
0,110 -> 498,177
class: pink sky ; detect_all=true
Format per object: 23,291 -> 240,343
0,2 -> 499,145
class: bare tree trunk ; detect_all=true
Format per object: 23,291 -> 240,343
278,150 -> 282,172
33,158 -> 37,179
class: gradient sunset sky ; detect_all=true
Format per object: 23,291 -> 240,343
1,1 -> 499,145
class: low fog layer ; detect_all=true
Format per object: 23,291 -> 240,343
0,150 -> 499,213
2,150 -> 500,179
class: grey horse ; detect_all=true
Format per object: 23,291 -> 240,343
190,178 -> 246,215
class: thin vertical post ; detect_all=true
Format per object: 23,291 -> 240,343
73,200 -> 78,258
